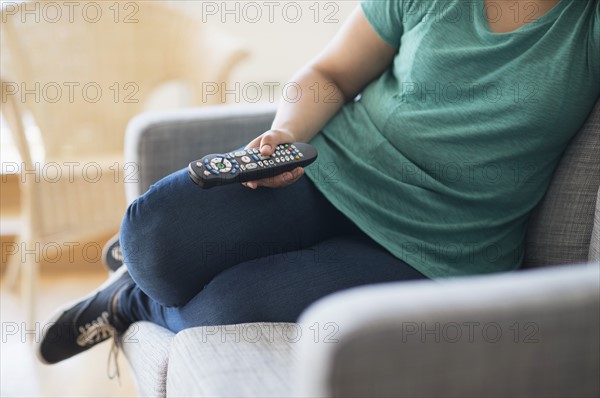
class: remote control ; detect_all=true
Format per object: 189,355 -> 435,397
188,143 -> 318,189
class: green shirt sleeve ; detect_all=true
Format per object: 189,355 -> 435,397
361,0 -> 404,47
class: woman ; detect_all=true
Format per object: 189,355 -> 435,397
38,0 -> 599,364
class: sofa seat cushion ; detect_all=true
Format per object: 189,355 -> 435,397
167,323 -> 299,397
121,321 -> 176,397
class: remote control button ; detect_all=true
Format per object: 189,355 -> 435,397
230,169 -> 237,174
257,154 -> 270,160
234,164 -> 240,169
240,165 -> 246,171
224,160 -> 232,168
288,147 -> 293,152
234,151 -> 246,157
196,162 -> 203,168
222,167 -> 231,173
284,144 -> 289,148
226,155 -> 232,160
241,156 -> 251,163
252,154 -> 259,161
210,169 -> 220,175
203,170 -> 211,176
246,163 -> 257,170
299,153 -> 304,157
285,156 -> 290,161
292,151 -> 297,156
258,161 -> 263,167
275,158 -> 280,163
269,160 -> 274,165
205,163 -> 213,170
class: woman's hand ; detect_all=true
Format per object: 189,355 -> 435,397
242,129 -> 305,189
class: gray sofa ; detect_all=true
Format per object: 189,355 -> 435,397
119,100 -> 600,397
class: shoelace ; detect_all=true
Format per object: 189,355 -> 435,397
75,311 -> 122,383
107,335 -> 121,384
76,311 -> 115,346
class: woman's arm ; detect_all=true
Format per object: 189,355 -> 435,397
244,6 -> 398,189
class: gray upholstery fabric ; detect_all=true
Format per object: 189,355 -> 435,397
121,104 -> 600,398
590,188 -> 600,262
167,323 -> 298,398
296,263 -> 600,398
525,98 -> 600,266
120,321 -> 175,398
124,103 -> 277,201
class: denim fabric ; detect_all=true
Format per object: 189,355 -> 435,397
118,169 -> 425,332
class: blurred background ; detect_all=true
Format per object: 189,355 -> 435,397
0,1 -> 356,396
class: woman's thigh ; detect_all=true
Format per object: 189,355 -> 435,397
159,235 -> 426,332
120,169 -> 356,306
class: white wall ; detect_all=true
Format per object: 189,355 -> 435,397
168,1 -> 358,102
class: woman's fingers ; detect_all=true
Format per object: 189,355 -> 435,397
242,129 -> 301,189
258,131 -> 279,156
242,181 -> 258,189
244,167 -> 304,189
245,135 -> 263,150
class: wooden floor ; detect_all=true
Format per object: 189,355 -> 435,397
0,270 -> 138,397
1,173 -> 138,396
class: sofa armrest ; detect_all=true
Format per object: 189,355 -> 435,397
124,103 -> 277,202
295,263 -> 600,398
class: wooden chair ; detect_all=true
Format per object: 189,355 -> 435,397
0,1 -> 248,326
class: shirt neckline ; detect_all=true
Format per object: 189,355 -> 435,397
475,0 -> 567,37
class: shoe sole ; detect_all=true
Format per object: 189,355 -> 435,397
101,234 -> 123,273
35,265 -> 129,365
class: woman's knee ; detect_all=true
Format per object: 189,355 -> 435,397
119,169 -> 197,305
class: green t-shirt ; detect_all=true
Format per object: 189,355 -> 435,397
305,0 -> 600,278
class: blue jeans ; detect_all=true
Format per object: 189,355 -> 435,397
118,169 -> 426,333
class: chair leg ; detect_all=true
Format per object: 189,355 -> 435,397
3,249 -> 22,289
20,252 -> 38,335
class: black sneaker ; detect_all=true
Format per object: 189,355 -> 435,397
36,266 -> 133,364
102,234 -> 123,272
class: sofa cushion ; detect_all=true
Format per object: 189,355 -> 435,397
524,98 -> 600,267
589,188 -> 600,262
167,323 -> 298,398
121,321 -> 175,398
295,263 -> 600,397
